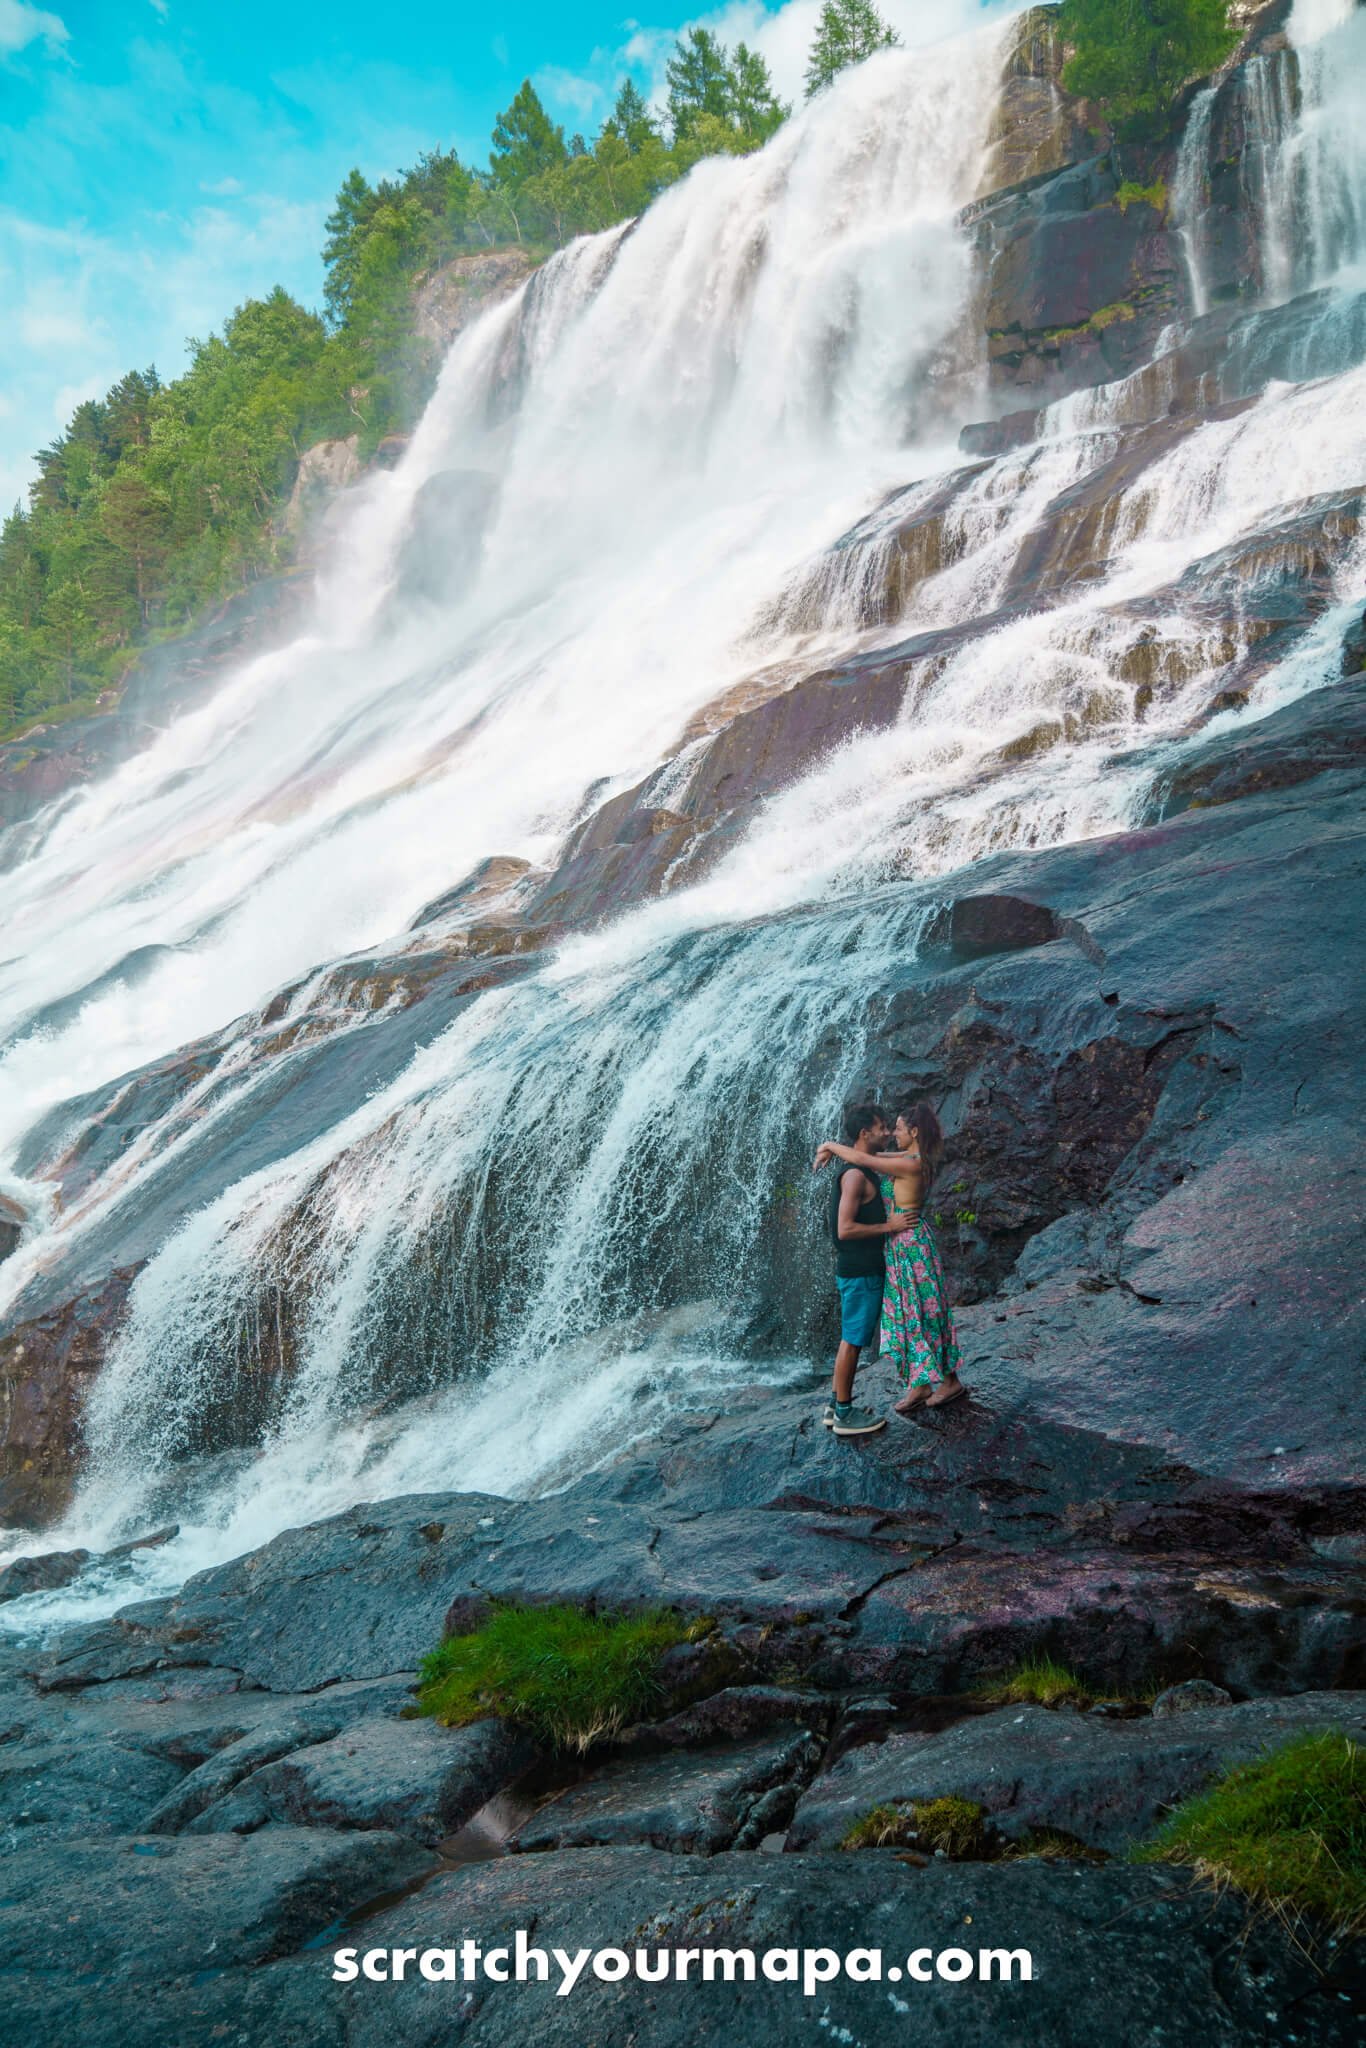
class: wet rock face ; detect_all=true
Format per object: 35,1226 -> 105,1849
978,4 -> 1106,195
275,436 -> 362,541
409,248 -> 535,353
971,150 -> 1188,398
0,1267 -> 138,1527
965,1 -> 1298,406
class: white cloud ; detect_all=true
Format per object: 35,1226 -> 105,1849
533,64 -> 605,120
148,0 -> 169,16
0,0 -> 68,58
20,305 -> 89,348
51,373 -> 112,426
199,175 -> 244,195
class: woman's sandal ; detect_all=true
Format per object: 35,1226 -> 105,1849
892,1387 -> 932,1415
926,1383 -> 967,1409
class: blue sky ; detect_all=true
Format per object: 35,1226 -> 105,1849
0,0 -> 997,511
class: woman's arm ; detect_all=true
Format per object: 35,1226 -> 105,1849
813,1139 -> 908,1175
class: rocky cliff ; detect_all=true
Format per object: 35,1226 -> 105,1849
1,0 -> 1361,1528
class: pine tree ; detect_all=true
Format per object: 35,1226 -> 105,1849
322,170 -> 378,326
804,0 -> 900,99
489,80 -> 568,189
607,77 -> 660,153
666,28 -> 733,142
730,43 -> 789,148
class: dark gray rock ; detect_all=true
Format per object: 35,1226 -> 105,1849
0,1826 -> 435,1983
23,1850 -> 1358,2048
787,1691 -> 1366,1853
0,1737 -> 182,1852
622,1685 -> 837,1752
0,1546 -> 91,1601
510,1730 -> 820,1855
190,1714 -> 535,1847
1144,671 -> 1366,820
1151,1679 -> 1234,1718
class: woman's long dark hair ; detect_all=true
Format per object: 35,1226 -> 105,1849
898,1099 -> 945,1194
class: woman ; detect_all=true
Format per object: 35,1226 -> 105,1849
814,1100 -> 967,1412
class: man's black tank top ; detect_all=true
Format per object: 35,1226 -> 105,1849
829,1163 -> 885,1279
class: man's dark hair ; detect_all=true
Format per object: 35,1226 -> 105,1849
842,1101 -> 885,1143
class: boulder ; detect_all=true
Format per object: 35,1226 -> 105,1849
34,1852 -> 1356,2048
1151,1679 -> 1234,1717
509,1730 -> 820,1856
0,1267 -> 139,1527
0,1545 -> 91,1602
0,1827 -> 435,1981
786,1691 -> 1366,1853
188,1714 -> 535,1847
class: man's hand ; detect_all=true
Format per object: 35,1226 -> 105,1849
812,1142 -> 836,1171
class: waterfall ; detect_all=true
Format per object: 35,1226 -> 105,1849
3,5 -> 1366,1627
1255,0 -> 1366,300
1173,85 -> 1219,317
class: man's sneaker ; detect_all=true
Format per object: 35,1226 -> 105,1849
822,1399 -> 836,1429
831,1401 -> 887,1439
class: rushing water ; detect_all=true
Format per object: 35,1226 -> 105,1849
3,1 -> 1366,1628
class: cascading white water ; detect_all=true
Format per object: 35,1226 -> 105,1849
1261,0 -> 1366,298
1172,84 -> 1219,316
3,2 -> 1366,1629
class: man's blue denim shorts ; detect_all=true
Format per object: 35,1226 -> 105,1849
836,1273 -> 883,1348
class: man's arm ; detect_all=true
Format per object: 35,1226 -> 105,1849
836,1169 -> 901,1241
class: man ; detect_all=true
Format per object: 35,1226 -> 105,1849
823,1101 -> 900,1439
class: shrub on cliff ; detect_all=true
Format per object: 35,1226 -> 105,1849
417,1601 -> 690,1751
1060,0 -> 1240,138
1137,1730 -> 1366,1936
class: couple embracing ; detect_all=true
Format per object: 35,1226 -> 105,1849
813,1100 -> 967,1440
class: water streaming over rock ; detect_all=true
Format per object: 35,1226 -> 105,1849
3,2 -> 1366,1625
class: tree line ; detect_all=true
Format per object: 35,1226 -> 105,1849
0,0 -> 1235,742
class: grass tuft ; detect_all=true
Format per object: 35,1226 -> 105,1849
1135,1730 -> 1366,1938
417,1601 -> 689,1753
841,1802 -> 915,1850
975,1657 -> 1090,1708
841,1795 -> 992,1859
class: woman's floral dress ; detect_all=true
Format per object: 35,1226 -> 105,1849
878,1178 -> 962,1389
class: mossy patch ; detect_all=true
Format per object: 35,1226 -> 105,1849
1088,298 -> 1136,331
1136,1730 -> 1366,1938
417,1601 -> 690,1752
975,1657 -> 1092,1708
840,1797 -> 1117,1864
1114,177 -> 1168,214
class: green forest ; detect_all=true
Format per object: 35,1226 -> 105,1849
0,0 -> 1232,744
